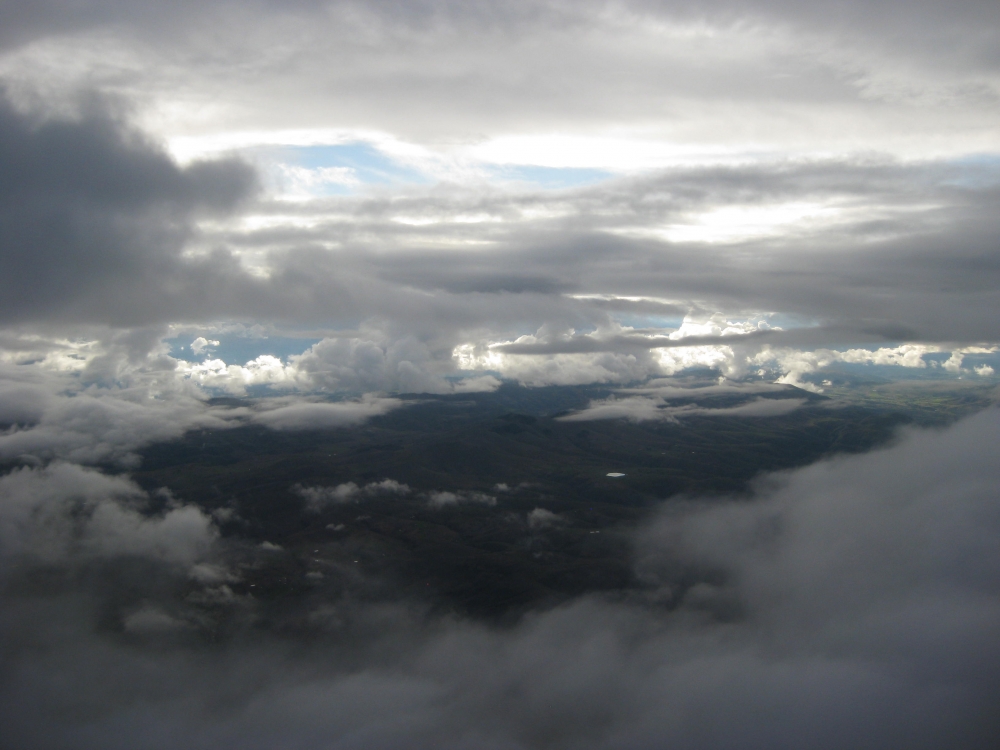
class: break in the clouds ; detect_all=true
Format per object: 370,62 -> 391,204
4,90 -> 1000,396
1,78 -> 1000,390
1,407 -> 997,748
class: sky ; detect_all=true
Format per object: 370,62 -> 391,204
0,1 -> 999,747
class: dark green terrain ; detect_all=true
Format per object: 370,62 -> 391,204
129,380 -> 992,621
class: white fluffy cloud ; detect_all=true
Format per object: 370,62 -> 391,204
757,344 -> 1000,391
0,347 -> 245,465
189,337 -> 219,356
178,336 -> 503,397
4,326 -> 988,473
0,336 -> 414,465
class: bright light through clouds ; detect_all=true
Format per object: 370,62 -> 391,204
658,202 -> 842,243
466,134 -> 761,171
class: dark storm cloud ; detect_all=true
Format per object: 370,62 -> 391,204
0,96 -> 597,336
0,94 -> 258,326
1,410 -> 997,748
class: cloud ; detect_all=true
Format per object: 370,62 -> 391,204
294,478 -> 411,510
0,93 -> 257,327
527,507 -> 561,530
451,374 -> 502,393
1,88 -> 999,382
2,0 -> 996,161
250,395 -> 403,430
756,344 -> 1000,391
561,395 -> 808,422
0,3 -> 998,378
1,410 -> 999,746
0,3 -> 998,746
177,338 -> 503,397
0,387 -> 234,465
177,355 -> 298,396
0,337 -> 414,466
0,382 -> 48,425
0,345 -> 246,465
426,490 -> 497,508
624,380 -> 794,397
0,462 -> 216,566
122,606 -> 194,635
84,500 -> 216,566
559,394 -> 668,422
189,337 -> 219,355
0,5 -> 997,368
699,396 -> 807,417
289,336 -> 466,395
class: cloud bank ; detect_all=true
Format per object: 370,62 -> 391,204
1,410 -> 997,748
561,395 -> 808,422
0,86 -> 998,398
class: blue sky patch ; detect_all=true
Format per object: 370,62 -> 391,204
486,164 -> 614,189
940,154 -> 1000,189
252,141 -> 618,196
251,142 -> 431,196
168,335 -> 321,364
285,143 -> 429,184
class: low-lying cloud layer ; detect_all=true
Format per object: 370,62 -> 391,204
561,394 -> 808,422
0,461 -> 216,566
250,395 -> 403,431
1,409 -> 997,748
0,345 -> 406,467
